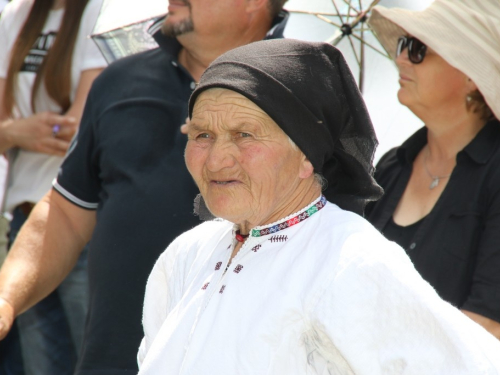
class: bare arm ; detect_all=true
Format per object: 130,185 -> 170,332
462,310 -> 500,340
0,68 -> 103,155
0,189 -> 96,339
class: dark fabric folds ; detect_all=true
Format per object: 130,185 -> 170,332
188,39 -> 383,215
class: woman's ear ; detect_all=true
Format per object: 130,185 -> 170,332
299,157 -> 315,180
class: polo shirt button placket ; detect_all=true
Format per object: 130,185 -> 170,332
190,81 -> 196,90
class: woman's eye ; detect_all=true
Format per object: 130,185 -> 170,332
239,132 -> 252,138
196,133 -> 210,140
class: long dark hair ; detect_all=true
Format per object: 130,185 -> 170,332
3,0 -> 90,116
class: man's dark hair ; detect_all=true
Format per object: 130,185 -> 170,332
268,0 -> 287,18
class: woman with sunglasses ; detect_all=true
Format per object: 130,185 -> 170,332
367,0 -> 500,339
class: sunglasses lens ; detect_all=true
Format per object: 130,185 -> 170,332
397,36 -> 427,64
396,37 -> 407,57
408,38 -> 427,64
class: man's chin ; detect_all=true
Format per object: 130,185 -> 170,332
161,17 -> 195,38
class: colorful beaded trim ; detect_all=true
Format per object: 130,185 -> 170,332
250,195 -> 327,237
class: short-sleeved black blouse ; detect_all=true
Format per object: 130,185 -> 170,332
366,120 -> 500,323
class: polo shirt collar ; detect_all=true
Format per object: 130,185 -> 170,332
148,9 -> 290,59
396,119 -> 500,166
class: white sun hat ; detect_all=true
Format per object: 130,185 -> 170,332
368,0 -> 500,120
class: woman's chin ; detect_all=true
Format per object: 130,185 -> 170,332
204,200 -> 248,224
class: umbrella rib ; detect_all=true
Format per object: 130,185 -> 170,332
288,10 -> 355,18
330,0 -> 345,24
342,0 -> 360,18
349,32 -> 390,58
358,2 -> 365,93
347,35 -> 361,66
315,14 -> 342,28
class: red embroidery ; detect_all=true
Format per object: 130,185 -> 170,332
219,285 -> 226,294
251,244 -> 262,253
201,282 -> 209,290
269,235 -> 288,243
233,264 -> 244,274
215,262 -> 222,270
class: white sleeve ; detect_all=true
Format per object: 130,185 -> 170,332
137,239 -> 183,368
311,231 -> 500,374
0,0 -> 33,78
76,0 -> 107,71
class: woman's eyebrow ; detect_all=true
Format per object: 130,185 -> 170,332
187,122 -> 208,132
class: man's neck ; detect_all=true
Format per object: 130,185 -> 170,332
177,20 -> 271,82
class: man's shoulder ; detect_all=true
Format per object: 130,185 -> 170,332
93,48 -> 171,87
86,47 -> 188,113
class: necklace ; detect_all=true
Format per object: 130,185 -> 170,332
235,230 -> 249,243
423,148 -> 452,190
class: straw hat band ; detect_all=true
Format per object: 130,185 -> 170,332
368,0 -> 500,120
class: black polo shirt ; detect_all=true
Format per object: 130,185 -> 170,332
366,120 -> 500,323
54,14 -> 288,375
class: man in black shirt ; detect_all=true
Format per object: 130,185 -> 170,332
0,1 -> 288,373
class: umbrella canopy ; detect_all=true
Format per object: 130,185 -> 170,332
91,0 -> 167,62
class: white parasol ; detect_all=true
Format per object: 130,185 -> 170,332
91,0 -> 167,63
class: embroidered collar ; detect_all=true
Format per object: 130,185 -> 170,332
249,195 -> 327,238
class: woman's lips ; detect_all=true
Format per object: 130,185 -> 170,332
399,74 -> 412,82
210,180 -> 240,187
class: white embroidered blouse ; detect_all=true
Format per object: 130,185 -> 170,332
138,196 -> 500,374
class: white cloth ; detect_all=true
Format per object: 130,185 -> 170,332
138,197 -> 500,374
0,0 -> 106,212
0,0 -> 8,13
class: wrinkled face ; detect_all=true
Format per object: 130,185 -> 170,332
164,0 -> 246,38
396,41 -> 472,115
185,88 -> 312,227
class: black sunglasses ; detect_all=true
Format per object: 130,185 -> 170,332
396,36 -> 427,64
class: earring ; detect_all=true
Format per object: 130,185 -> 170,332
466,93 -> 473,111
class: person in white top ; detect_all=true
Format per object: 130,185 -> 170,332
138,39 -> 500,374
0,0 -> 106,373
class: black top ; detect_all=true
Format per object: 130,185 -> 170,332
366,119 -> 500,323
53,14 -> 288,375
383,216 -> 424,251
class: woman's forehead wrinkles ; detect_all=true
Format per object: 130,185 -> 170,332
194,104 -> 271,126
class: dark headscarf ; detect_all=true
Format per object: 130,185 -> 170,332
188,39 -> 383,215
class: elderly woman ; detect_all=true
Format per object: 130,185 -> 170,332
137,39 -> 500,374
366,0 -> 500,339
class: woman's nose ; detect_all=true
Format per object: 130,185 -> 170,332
205,139 -> 237,172
395,47 -> 411,67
